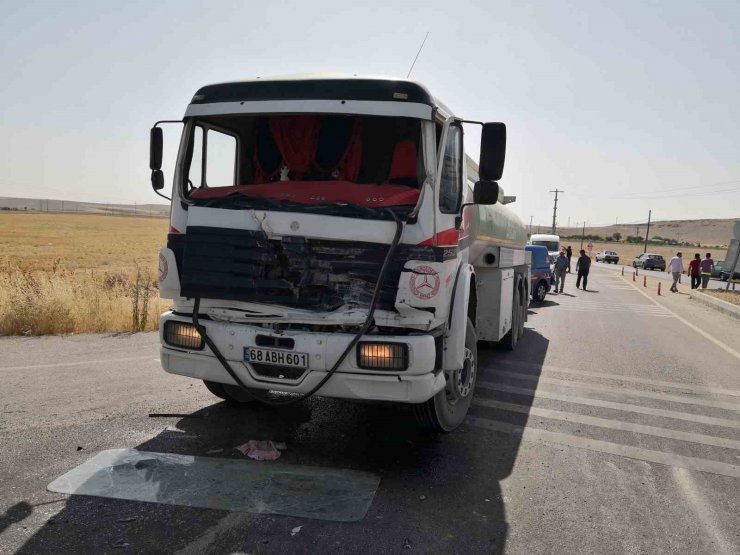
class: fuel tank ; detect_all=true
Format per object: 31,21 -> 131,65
467,192 -> 528,262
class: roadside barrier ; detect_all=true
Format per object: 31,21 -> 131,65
633,272 -> 636,282
643,275 -> 647,287
658,282 -> 661,296
621,266 -> 624,276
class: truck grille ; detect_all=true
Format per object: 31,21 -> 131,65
176,226 -> 446,311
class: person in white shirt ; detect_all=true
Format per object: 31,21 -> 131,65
666,252 -> 684,293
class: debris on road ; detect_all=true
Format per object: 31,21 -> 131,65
76,446 -> 84,451
205,448 -> 224,455
234,440 -> 286,460
291,525 -> 303,536
112,539 -> 130,548
117,516 -> 138,523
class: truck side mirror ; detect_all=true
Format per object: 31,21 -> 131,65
454,181 -> 500,229
473,180 -> 499,205
150,127 -> 163,171
479,122 -> 506,181
151,170 -> 165,191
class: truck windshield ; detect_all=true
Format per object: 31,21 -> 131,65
181,114 -> 423,217
532,241 -> 559,252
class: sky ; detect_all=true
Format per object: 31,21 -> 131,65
1,0 -> 739,229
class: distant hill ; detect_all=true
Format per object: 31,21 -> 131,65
553,219 -> 738,247
0,197 -> 169,217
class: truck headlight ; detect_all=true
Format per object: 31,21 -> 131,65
356,342 -> 408,370
163,321 -> 204,350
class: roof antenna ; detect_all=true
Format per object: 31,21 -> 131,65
406,32 -> 429,78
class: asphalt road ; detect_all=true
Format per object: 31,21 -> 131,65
2,264 -> 740,554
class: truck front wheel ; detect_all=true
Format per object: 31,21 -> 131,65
413,318 -> 477,432
203,380 -> 255,405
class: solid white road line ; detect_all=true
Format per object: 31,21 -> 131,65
620,274 -> 740,361
491,371 -> 740,412
488,359 -> 740,398
467,416 -> 740,479
472,398 -> 740,451
671,467 -> 736,555
477,381 -> 740,430
0,355 -> 156,372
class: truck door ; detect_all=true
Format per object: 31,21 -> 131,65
435,119 -> 465,247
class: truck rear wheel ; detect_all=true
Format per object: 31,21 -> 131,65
203,380 -> 255,405
413,318 -> 477,432
501,286 -> 521,350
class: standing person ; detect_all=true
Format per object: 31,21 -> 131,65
666,252 -> 683,293
576,249 -> 591,290
553,251 -> 568,293
566,246 -> 573,273
700,253 -> 714,289
688,253 -> 701,290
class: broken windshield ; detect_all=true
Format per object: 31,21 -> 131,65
181,114 -> 424,217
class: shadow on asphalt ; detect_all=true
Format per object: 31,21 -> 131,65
17,330 -> 548,554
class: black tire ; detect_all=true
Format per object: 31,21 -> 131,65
517,283 -> 526,340
502,285 -> 521,351
413,318 -> 477,432
203,380 -> 255,405
632,262 -> 637,268
533,280 -> 548,302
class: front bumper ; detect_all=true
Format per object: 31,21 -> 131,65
159,312 -> 444,404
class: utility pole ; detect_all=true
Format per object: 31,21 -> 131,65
529,216 -> 533,235
549,189 -> 564,234
580,222 -> 586,250
643,210 -> 651,253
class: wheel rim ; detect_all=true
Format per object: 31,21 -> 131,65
446,347 -> 476,405
537,283 -> 547,299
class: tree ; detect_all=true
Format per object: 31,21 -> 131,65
612,232 -> 622,241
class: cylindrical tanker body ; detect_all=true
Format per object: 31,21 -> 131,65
467,195 -> 528,263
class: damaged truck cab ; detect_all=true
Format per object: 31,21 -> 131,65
151,74 -> 528,431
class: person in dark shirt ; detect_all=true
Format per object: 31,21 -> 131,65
688,253 -> 701,289
576,249 -> 592,290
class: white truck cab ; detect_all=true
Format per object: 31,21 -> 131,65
150,74 -> 528,431
529,233 -> 561,263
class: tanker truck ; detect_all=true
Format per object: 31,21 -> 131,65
150,74 -> 529,431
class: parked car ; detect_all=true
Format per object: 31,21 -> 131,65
632,253 -> 666,271
595,250 -> 619,264
719,266 -> 740,282
526,245 -> 552,302
711,260 -> 725,279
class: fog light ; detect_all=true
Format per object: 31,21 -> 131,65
357,342 -> 408,370
163,321 -> 204,350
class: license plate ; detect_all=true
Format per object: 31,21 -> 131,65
243,347 -> 308,369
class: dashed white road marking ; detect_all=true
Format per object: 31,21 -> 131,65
491,371 -> 740,412
477,381 -> 740,430
489,360 -> 740,398
619,274 -> 740,361
472,397 -> 740,451
467,416 -> 740,479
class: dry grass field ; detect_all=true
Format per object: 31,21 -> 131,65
1,213 -> 168,335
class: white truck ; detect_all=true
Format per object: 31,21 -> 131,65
150,74 -> 529,431
528,233 -> 561,264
